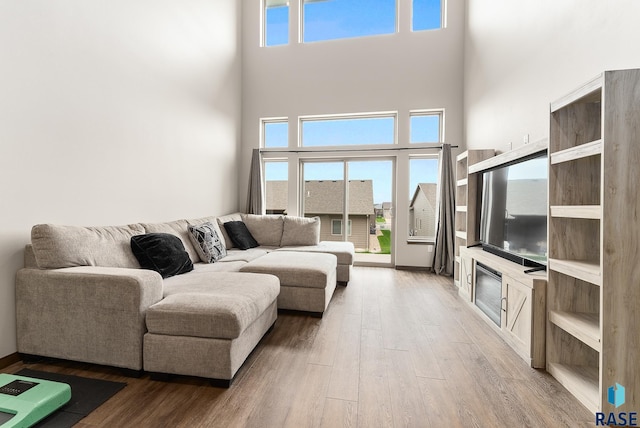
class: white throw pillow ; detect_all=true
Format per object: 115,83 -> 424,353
280,216 -> 321,247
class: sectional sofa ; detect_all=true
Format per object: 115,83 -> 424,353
15,213 -> 354,385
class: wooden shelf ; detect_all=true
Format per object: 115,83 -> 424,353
469,139 -> 547,174
547,69 -> 640,413
549,205 -> 601,219
548,259 -> 602,286
454,149 -> 495,299
549,311 -> 600,351
550,140 -> 602,165
547,363 -> 599,413
550,73 -> 602,113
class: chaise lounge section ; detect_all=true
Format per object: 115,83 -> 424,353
15,212 -> 355,384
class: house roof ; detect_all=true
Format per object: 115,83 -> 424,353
305,180 -> 375,215
410,183 -> 437,208
265,180 -> 288,211
265,180 -> 375,215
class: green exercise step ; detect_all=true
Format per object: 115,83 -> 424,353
0,373 -> 71,428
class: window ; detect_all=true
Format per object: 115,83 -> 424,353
412,0 -> 443,31
301,114 -> 395,147
303,0 -> 396,43
410,111 -> 443,143
264,0 -> 289,46
264,161 -> 288,215
408,156 -> 439,240
331,219 -> 352,236
263,119 -> 288,148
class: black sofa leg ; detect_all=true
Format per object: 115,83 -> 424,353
120,368 -> 144,378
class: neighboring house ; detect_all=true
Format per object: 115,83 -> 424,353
265,180 -> 287,215
374,202 -> 392,220
265,180 -> 375,251
374,203 -> 383,218
409,183 -> 437,238
382,202 -> 393,220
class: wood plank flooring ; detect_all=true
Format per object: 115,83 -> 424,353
4,267 -> 594,427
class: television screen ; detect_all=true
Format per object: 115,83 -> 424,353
479,152 -> 548,266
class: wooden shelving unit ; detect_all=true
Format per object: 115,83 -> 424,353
454,149 -> 494,299
546,69 -> 640,413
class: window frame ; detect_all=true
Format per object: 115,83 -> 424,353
411,0 -> 445,32
262,0 -> 290,47
261,0 -> 447,47
263,159 -> 289,215
409,109 -> 445,145
301,0 -> 398,44
262,117 -> 289,149
407,154 -> 440,243
299,111 -> 398,149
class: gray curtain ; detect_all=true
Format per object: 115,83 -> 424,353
246,149 -> 264,214
431,144 -> 456,275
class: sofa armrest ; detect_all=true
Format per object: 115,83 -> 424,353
16,266 -> 163,370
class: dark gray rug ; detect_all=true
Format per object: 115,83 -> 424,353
15,368 -> 126,428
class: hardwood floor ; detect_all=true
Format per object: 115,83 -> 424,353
4,267 -> 594,427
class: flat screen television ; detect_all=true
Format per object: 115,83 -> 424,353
479,151 -> 548,268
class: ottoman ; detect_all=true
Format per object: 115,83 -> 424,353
277,241 -> 355,284
143,272 -> 280,386
239,251 -> 337,317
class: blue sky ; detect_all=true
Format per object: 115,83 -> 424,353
266,0 -> 442,46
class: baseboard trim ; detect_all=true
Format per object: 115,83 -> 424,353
0,352 -> 21,369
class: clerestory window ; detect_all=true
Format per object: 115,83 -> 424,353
264,0 -> 289,46
300,113 -> 396,147
303,0 -> 396,43
263,0 -> 444,47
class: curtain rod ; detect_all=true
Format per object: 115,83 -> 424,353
259,144 -> 458,154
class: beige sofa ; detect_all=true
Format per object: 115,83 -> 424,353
15,213 -> 354,384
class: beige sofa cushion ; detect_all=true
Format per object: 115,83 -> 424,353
277,241 -> 355,265
141,220 -> 199,263
148,272 -> 280,339
240,251 -> 336,289
31,224 -> 144,269
216,213 -> 243,249
241,214 -> 284,247
280,216 -> 321,246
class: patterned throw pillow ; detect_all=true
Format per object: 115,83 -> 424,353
187,222 -> 227,263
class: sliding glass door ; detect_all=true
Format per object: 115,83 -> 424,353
301,159 -> 394,265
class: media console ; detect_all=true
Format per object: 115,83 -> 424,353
460,246 -> 546,368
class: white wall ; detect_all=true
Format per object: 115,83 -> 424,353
464,0 -> 640,153
241,0 -> 465,267
0,0 -> 242,359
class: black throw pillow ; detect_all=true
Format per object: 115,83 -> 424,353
130,233 -> 193,278
223,221 -> 259,250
